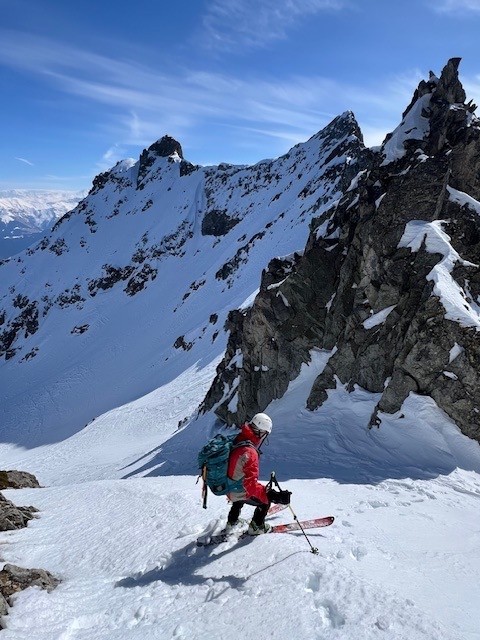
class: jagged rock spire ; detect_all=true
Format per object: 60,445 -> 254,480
384,57 -> 477,163
204,59 -> 480,444
147,135 -> 184,159
434,57 -> 466,105
136,135 -> 184,188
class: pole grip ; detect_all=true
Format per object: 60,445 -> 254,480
272,473 -> 319,555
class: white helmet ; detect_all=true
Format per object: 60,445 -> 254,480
250,413 -> 273,434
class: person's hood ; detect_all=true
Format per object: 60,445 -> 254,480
236,423 -> 263,447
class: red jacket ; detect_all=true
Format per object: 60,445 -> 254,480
227,423 -> 268,504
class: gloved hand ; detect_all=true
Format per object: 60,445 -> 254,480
267,488 -> 292,505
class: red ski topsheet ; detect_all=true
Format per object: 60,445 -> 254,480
271,516 -> 334,533
267,503 -> 288,516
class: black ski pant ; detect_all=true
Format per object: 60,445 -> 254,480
228,497 -> 270,526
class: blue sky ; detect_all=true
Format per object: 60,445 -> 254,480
1,0 -> 480,191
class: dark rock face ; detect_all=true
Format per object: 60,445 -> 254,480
148,136 -> 184,160
204,59 -> 480,443
137,135 -> 183,188
0,470 -> 41,490
0,492 -> 38,531
201,209 -> 240,236
0,297 -> 39,359
88,264 -> 136,296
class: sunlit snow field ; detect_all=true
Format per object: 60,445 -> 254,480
1,352 -> 480,640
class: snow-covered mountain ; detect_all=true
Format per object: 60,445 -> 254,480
0,117 -> 364,447
0,190 -> 85,259
203,58 -> 480,444
1,59 -> 480,639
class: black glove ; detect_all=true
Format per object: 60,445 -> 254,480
267,489 -> 291,505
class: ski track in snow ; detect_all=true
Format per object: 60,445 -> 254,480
1,354 -> 480,638
1,474 -> 478,640
1,112 -> 480,637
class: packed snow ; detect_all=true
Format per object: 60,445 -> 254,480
381,94 -> 431,165
449,343 -> 464,363
1,350 -> 480,639
447,185 -> 480,215
363,305 -> 396,329
399,219 -> 480,329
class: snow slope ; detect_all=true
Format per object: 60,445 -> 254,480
1,88 -> 480,639
0,116 -> 362,448
1,351 -> 480,639
3,472 -> 478,640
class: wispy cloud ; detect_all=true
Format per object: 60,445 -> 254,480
0,30 -> 442,167
96,144 -> 132,172
15,156 -> 34,166
428,0 -> 480,13
201,0 -> 349,52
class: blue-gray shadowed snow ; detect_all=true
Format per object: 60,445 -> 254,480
115,537 -> 261,590
0,234 -> 42,260
0,114 -> 364,447
122,352 -> 480,485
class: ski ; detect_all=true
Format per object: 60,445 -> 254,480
267,503 -> 288,516
270,516 -> 334,533
196,507 -> 286,546
196,515 -> 334,546
196,527 -> 247,547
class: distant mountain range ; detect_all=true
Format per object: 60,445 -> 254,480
0,190 -> 86,258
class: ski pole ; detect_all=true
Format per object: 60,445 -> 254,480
270,472 -> 319,555
199,465 -> 208,509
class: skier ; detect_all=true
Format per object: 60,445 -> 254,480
226,412 -> 291,535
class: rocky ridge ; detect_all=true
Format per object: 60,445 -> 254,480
1,113 -> 366,444
202,59 -> 480,443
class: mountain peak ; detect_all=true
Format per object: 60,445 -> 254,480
135,135 -> 185,189
147,135 -> 184,160
382,58 -> 478,164
314,110 -> 363,145
434,57 -> 466,105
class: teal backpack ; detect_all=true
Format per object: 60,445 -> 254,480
197,434 -> 254,508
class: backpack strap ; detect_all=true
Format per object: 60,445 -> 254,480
231,439 -> 258,452
227,439 -> 258,488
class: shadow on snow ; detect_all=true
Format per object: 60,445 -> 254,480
121,393 -> 480,485
115,536 -> 304,593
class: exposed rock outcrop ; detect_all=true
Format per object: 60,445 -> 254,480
137,135 -> 183,188
0,476 -> 57,629
0,564 -> 60,629
0,470 -> 41,490
0,492 -> 38,531
203,59 -> 480,443
0,564 -> 59,597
